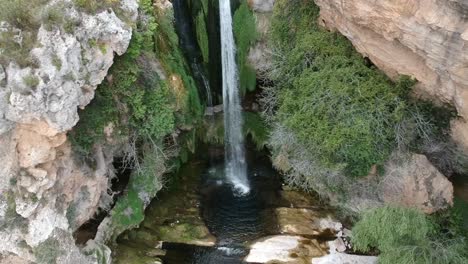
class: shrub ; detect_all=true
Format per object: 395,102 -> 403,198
0,28 -> 38,68
0,0 -> 47,30
352,206 -> 468,264
264,0 -> 456,179
42,4 -> 64,31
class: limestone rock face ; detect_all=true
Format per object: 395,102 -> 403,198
247,0 -> 275,78
314,0 -> 468,147
381,154 -> 454,213
0,0 -> 137,262
248,0 -> 275,13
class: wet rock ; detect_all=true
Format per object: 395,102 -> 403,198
245,235 -> 327,263
116,163 -> 216,249
380,154 -> 453,213
312,253 -> 378,264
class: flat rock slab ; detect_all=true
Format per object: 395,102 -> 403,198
312,253 -> 378,264
276,208 -> 342,237
245,235 -> 327,263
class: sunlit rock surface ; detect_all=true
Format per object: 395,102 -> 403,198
245,235 -> 327,263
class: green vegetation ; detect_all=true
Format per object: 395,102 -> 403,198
73,0 -> 131,20
51,55 -> 62,70
23,74 -> 40,88
265,0 -> 462,185
233,0 -> 258,93
69,0 -> 203,242
42,4 -> 65,31
195,11 -> 209,64
0,0 -> 48,30
352,206 -> 468,264
0,0 -> 52,67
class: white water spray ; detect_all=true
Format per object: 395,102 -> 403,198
219,0 -> 250,194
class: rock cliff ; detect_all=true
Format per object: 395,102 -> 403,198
0,0 -> 137,262
314,0 -> 468,148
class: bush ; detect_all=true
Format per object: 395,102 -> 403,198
352,206 -> 468,264
264,0 -> 459,179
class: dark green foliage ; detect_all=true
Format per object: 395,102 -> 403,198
233,0 -> 258,94
267,0 -> 446,177
352,206 -> 468,264
69,88 -> 119,155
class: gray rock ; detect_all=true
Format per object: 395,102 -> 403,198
312,253 -> 378,264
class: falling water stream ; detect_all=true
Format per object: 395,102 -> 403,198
219,0 -> 250,194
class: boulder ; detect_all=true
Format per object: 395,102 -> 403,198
381,154 -> 453,213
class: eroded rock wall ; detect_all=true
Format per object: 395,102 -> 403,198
314,0 -> 468,147
0,0 -> 138,262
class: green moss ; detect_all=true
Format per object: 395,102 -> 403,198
233,0 -> 258,94
107,145 -> 165,242
195,11 -> 209,64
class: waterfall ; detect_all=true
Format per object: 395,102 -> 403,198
219,0 -> 250,194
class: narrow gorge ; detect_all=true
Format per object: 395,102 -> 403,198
0,0 -> 467,264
